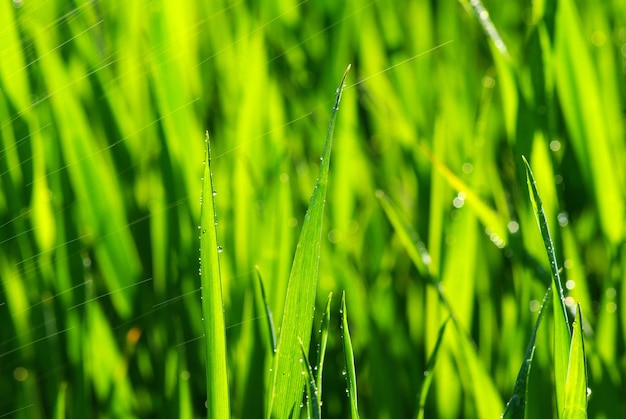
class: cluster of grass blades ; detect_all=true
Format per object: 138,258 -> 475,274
375,155 -> 590,419
199,66 -> 589,418
2,0 -> 623,417
501,157 -> 588,419
200,66 -> 359,418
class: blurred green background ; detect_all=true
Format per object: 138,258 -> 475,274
0,0 -> 625,417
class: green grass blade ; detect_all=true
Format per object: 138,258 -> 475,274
376,190 -> 432,278
341,291 -> 360,419
268,65 -> 351,419
299,338 -> 321,419
502,287 -> 552,419
554,0 -> 624,246
256,266 -> 277,353
463,0 -> 509,57
316,292 -> 333,400
416,318 -> 449,419
200,131 -> 230,418
452,322 -> 504,417
522,156 -> 571,413
561,304 -> 588,419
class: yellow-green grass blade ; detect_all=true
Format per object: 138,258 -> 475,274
561,304 -> 588,419
376,190 -> 431,278
522,156 -> 571,413
200,132 -> 230,418
554,0 -> 624,246
256,266 -> 277,354
453,320 -> 504,417
54,381 -> 67,419
416,318 -> 449,419
316,292 -> 333,400
341,291 -> 360,419
502,287 -> 551,419
417,142 -> 508,247
298,337 -> 321,419
267,65 -> 351,419
375,189 -> 459,324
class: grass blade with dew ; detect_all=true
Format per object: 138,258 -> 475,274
299,337 -> 321,419
416,318 -> 450,419
267,65 -> 351,419
341,291 -> 360,419
522,156 -> 571,412
462,0 -> 509,58
200,131 -> 230,418
561,303 -> 588,419
256,266 -> 277,353
502,287 -> 552,419
316,292 -> 333,400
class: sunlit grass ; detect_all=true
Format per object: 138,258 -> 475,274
0,0 -> 623,417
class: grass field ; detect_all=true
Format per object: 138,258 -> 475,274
1,0 -> 625,417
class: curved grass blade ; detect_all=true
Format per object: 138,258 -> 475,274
267,65 -> 351,419
522,156 -> 571,412
561,303 -> 588,419
316,292 -> 333,400
376,190 -> 432,278
298,338 -> 321,419
341,291 -> 360,419
416,318 -> 450,419
502,287 -> 552,419
200,131 -> 230,418
256,266 -> 277,353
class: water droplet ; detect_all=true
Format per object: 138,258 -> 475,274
212,190 -> 217,197
217,246 -> 223,253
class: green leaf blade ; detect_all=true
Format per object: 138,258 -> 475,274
341,291 -> 360,419
522,156 -> 571,412
267,65 -> 351,419
502,287 -> 551,419
256,267 -> 277,354
416,318 -> 449,419
299,338 -> 321,419
316,292 -> 333,400
200,132 -> 230,418
561,304 -> 588,419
